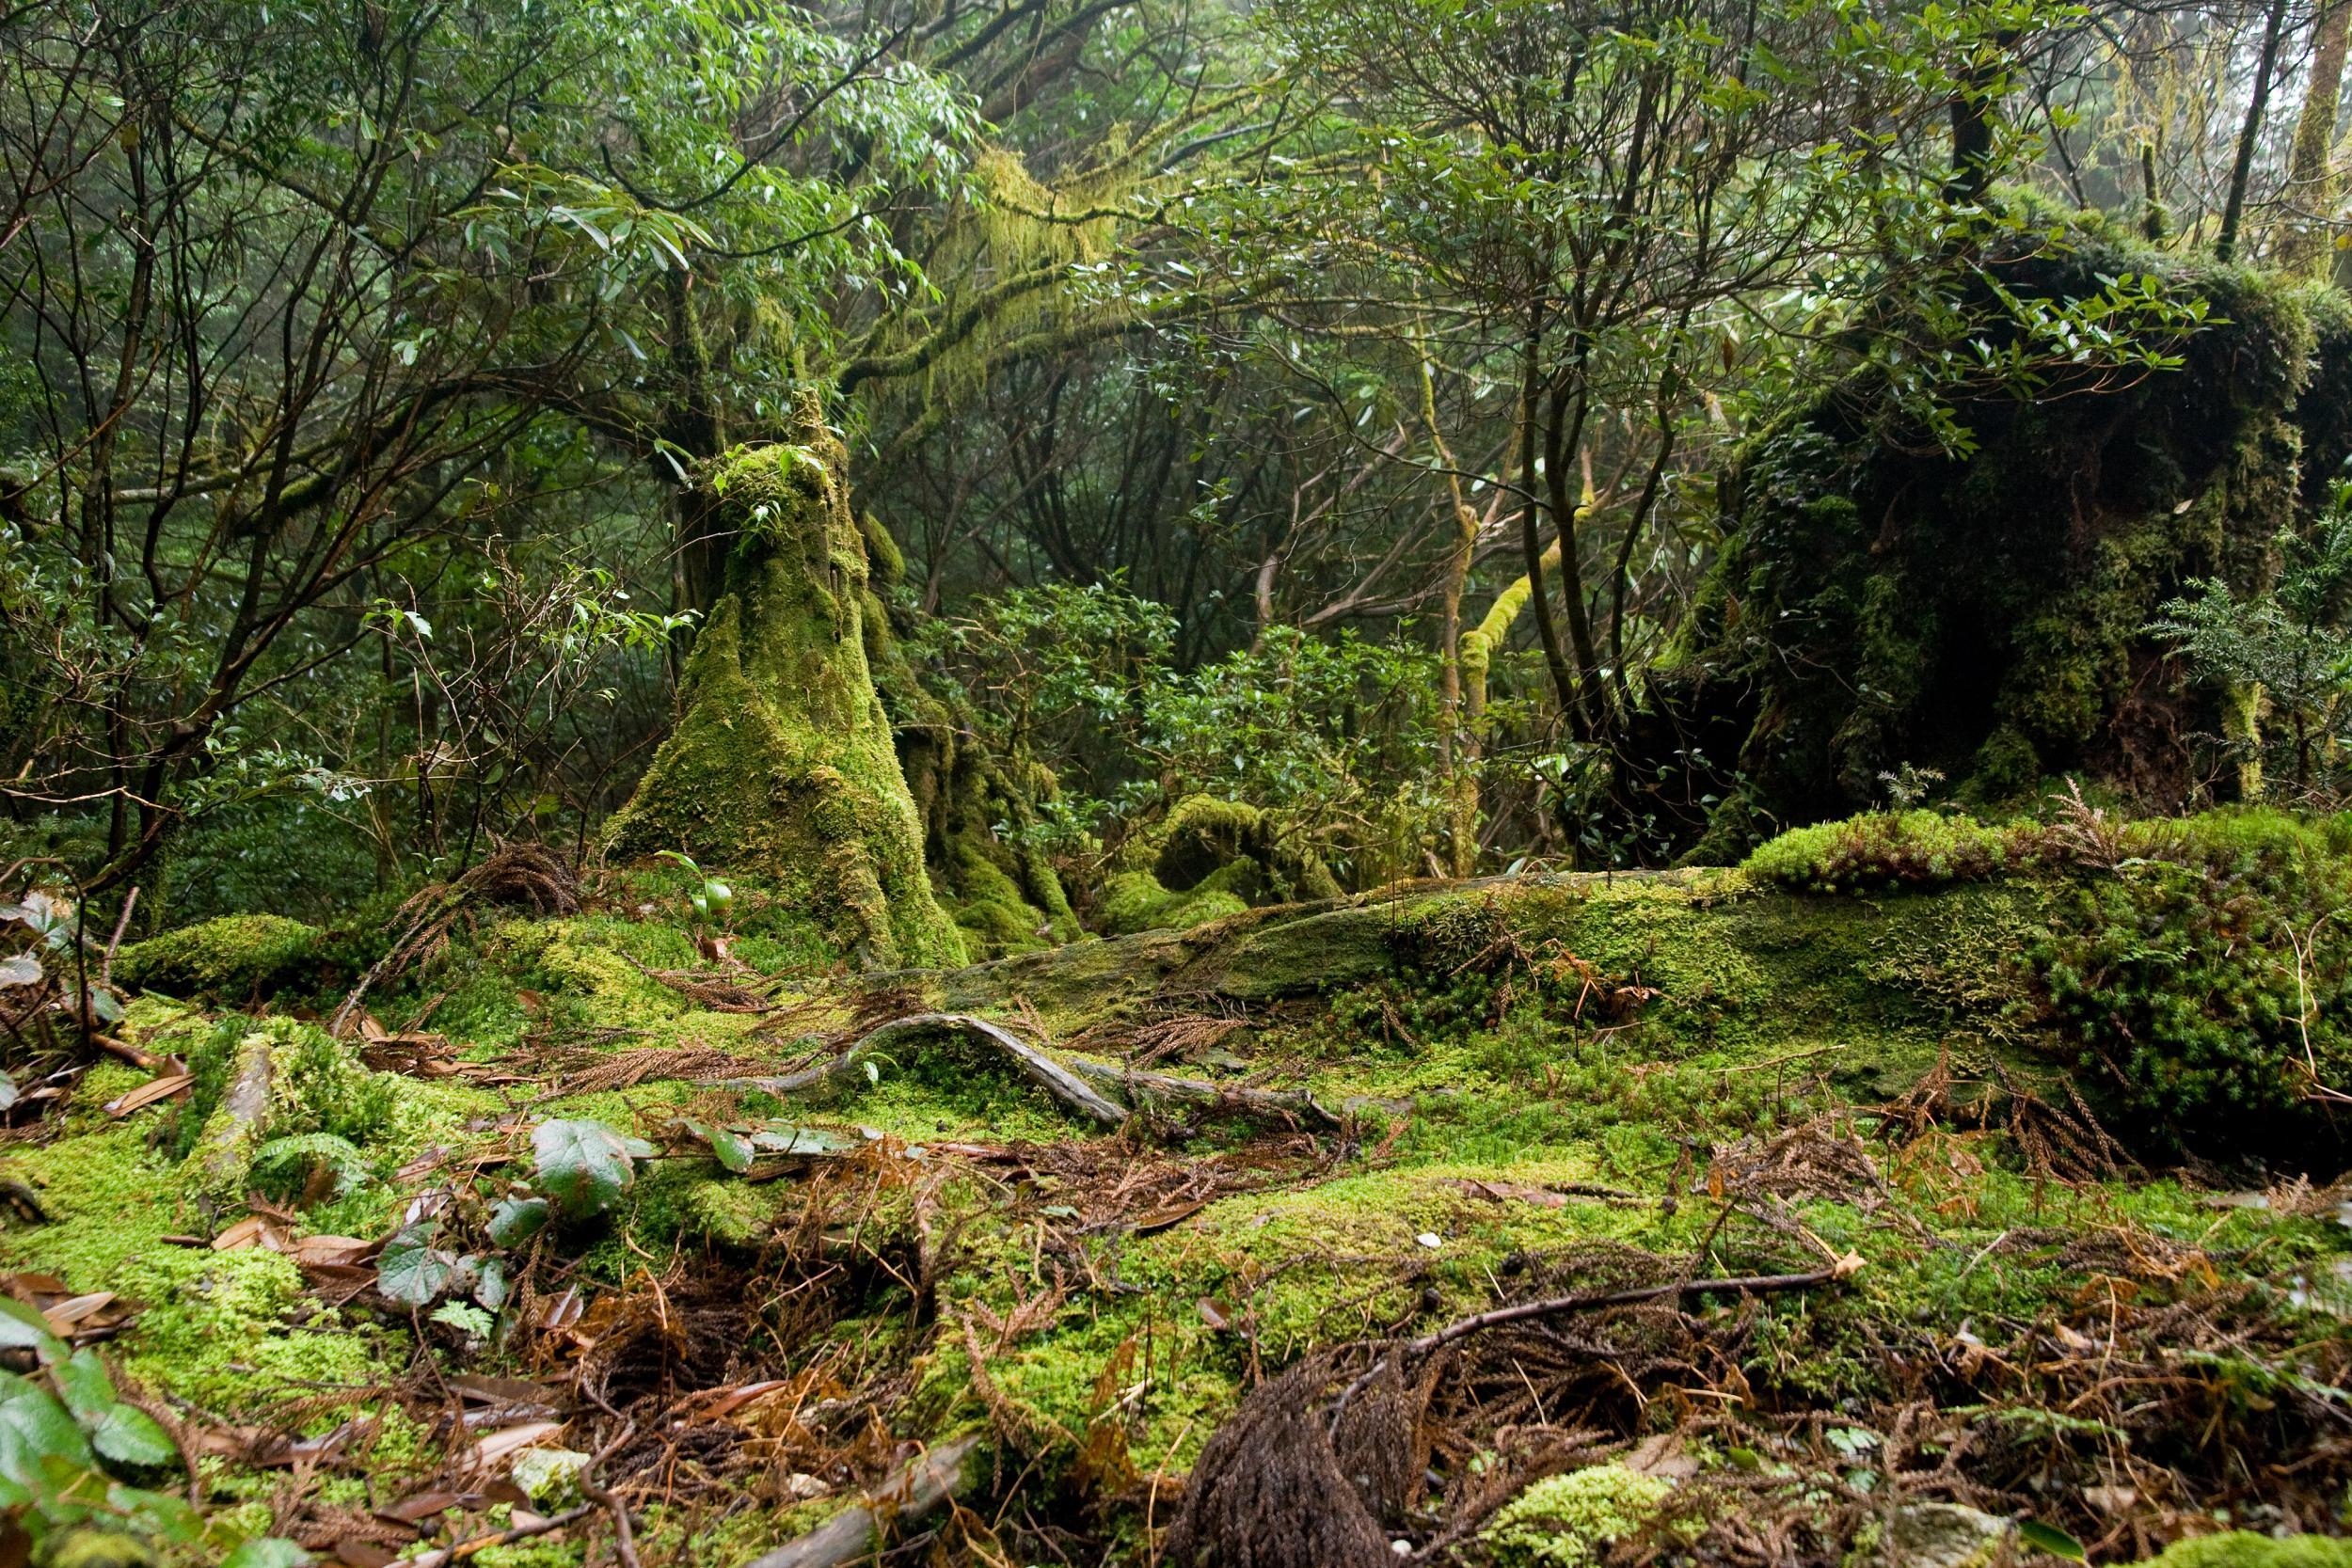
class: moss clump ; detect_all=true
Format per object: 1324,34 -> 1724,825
603,394 -> 964,971
2131,1535 -> 2352,1567
1482,1464 -> 1677,1567
2031,807 -> 2352,1145
113,914 -> 320,999
1743,811 -> 2032,891
1098,796 -> 1341,934
1099,867 -> 1250,936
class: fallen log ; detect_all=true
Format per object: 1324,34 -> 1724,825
1061,1054 -> 1343,1129
185,1032 -> 274,1217
710,1012 -> 1347,1131
742,1434 -> 980,1568
713,1013 -> 1126,1125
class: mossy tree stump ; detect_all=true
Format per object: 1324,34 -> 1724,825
605,396 -> 964,969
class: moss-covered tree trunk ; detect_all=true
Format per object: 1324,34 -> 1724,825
605,392 -> 965,970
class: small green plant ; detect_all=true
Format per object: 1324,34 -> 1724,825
656,849 -> 734,929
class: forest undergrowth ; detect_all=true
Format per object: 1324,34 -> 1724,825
3,816 -> 2351,1568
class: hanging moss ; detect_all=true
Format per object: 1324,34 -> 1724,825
1647,230 -> 2352,858
603,395 -> 965,971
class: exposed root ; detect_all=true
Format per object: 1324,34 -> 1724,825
742,1434 -> 980,1568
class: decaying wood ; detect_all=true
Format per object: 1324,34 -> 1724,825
711,1013 -> 1128,1124
1062,1054 -> 1343,1128
188,1032 -> 275,1213
741,1433 -> 980,1568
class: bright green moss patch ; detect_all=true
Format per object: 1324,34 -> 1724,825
1483,1464 -> 1678,1568
2132,1535 -> 2352,1567
1743,811 -> 2031,891
115,914 -> 322,999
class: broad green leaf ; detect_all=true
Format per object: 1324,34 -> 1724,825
0,1371 -> 93,1485
487,1195 -> 551,1247
474,1258 -> 511,1311
221,1539 -> 315,1568
2016,1520 -> 2087,1561
750,1122 -> 858,1157
90,1402 -> 177,1468
532,1118 -> 646,1219
50,1350 -> 114,1427
376,1225 -> 461,1307
684,1119 -> 754,1173
0,1299 -> 63,1367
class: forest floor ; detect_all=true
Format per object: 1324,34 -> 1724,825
5,864 -> 2351,1567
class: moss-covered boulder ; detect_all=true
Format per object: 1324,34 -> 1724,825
114,913 -> 321,1000
1644,230 -> 2352,858
603,395 -> 964,970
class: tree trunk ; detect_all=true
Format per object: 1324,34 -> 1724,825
2218,0 -> 2292,263
2281,0 -> 2352,272
1418,349 -> 1482,879
604,391 -> 966,970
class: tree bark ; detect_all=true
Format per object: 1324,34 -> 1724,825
2219,0 -> 2293,263
2281,0 -> 2352,272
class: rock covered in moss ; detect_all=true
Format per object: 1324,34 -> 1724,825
602,393 -> 964,971
1481,1463 -> 1677,1567
113,913 -> 320,1000
1856,1502 -> 2013,1567
1645,229 -> 2352,854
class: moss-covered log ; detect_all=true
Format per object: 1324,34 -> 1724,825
604,394 -> 965,970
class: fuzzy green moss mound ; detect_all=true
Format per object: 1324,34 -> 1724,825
1481,1465 -> 1679,1567
2133,1535 -> 2352,1567
1649,230 -> 2352,855
1743,811 -> 2033,892
1100,796 -> 1341,935
113,914 -> 321,999
603,397 -> 963,971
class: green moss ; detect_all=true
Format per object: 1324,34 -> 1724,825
114,915 -> 320,999
1743,812 -> 2031,892
603,399 -> 964,972
1099,869 -> 1249,936
1482,1465 -> 1678,1567
2131,1535 -> 2352,1567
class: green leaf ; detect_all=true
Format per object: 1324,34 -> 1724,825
221,1539 -> 315,1568
2016,1520 -> 2087,1561
50,1349 -> 115,1428
684,1119 -> 754,1174
750,1122 -> 859,1157
376,1224 -> 462,1307
532,1118 -> 647,1219
474,1258 -> 511,1311
486,1195 -> 551,1247
0,1370 -> 94,1485
90,1402 -> 177,1468
0,1299 -> 63,1367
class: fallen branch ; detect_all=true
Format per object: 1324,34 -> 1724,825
1062,1054 -> 1343,1129
1408,1259 -> 1863,1358
711,1012 -> 1351,1132
402,1505 -> 596,1568
742,1434 -> 980,1568
713,1013 -> 1127,1125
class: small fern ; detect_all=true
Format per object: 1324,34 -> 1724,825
251,1132 -> 371,1200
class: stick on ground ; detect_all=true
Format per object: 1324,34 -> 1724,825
741,1433 -> 980,1568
